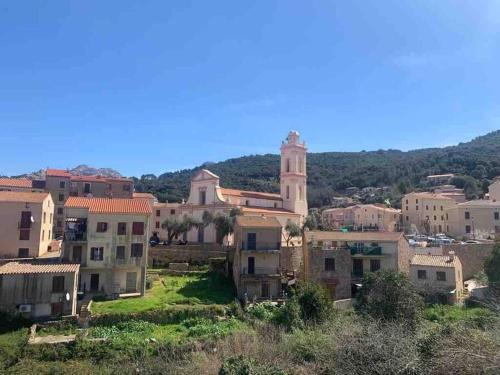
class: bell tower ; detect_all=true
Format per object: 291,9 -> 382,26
280,130 -> 308,219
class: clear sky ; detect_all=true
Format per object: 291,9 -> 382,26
1,1 -> 499,177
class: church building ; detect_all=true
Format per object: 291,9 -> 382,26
176,130 -> 308,245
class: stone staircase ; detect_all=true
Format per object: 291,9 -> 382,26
78,298 -> 93,328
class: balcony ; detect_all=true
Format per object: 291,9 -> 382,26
242,266 -> 281,276
241,241 -> 281,251
349,246 -> 383,256
64,218 -> 87,242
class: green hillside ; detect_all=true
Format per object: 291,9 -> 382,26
134,130 -> 500,208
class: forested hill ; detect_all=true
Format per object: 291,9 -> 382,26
134,130 -> 500,208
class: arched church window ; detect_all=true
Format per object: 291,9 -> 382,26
286,159 -> 291,173
286,185 -> 290,200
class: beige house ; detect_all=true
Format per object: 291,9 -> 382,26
232,216 -> 284,301
150,202 -> 182,239
352,204 -> 401,232
322,204 -> 401,232
410,254 -> 463,304
402,192 -> 457,234
45,169 -> 134,237
433,185 -> 466,203
0,262 -> 79,318
489,180 -> 500,202
304,231 -> 411,300
426,174 -> 455,186
62,197 -> 151,297
0,191 -> 54,259
445,200 -> 500,240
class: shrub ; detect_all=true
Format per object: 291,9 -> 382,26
294,282 -> 332,324
355,271 -> 424,328
246,302 -> 279,321
273,300 -> 302,331
0,311 -> 31,334
219,355 -> 285,375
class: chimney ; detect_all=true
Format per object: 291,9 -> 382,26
449,250 -> 455,262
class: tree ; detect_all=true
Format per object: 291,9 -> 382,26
283,220 -> 301,247
485,243 -> 500,289
302,214 -> 318,232
213,208 -> 243,245
355,270 -> 424,328
161,215 -> 200,244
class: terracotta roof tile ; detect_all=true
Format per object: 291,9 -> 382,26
411,254 -> 460,268
236,215 -> 282,228
0,178 -> 33,188
46,169 -> 72,178
133,192 -> 156,200
220,188 -> 283,202
0,262 -> 80,275
241,206 -> 298,215
0,191 -> 50,203
405,192 -> 454,200
65,197 -> 152,214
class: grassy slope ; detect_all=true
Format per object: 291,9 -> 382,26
92,272 -> 235,314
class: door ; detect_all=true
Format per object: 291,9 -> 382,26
51,302 -> 63,317
261,282 -> 270,298
90,274 -> 100,292
247,233 -> 257,250
353,259 -> 364,278
247,257 -> 255,274
73,246 -> 82,263
126,272 -> 137,293
197,227 -> 204,243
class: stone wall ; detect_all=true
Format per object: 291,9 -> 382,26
442,243 -> 494,280
281,246 -> 304,277
148,246 -> 232,267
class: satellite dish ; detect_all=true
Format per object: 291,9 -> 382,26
65,293 -> 70,302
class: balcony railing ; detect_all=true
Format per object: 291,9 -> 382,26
242,267 -> 280,275
18,222 -> 32,229
349,246 -> 383,256
64,230 -> 87,242
241,242 -> 281,251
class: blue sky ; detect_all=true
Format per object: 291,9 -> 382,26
1,1 -> 499,177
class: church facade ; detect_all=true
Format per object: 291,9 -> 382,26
174,131 -> 308,245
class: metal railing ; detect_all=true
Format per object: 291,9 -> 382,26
349,246 -> 383,256
64,230 -> 87,242
242,266 -> 280,275
241,241 -> 281,251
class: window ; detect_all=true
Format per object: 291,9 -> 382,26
19,229 -> 30,241
416,205 -> 419,211
84,183 -> 91,194
245,200 -> 250,206
436,271 -> 446,281
156,221 -> 160,229
20,211 -> 31,229
131,243 -> 143,257
324,258 -> 335,271
52,276 -> 65,293
416,199 -> 419,204
50,213 -> 53,224
405,199 -> 409,204
123,184 -> 131,191
58,193 -> 64,202
57,207 -> 63,215
116,246 -> 125,260
465,212 -> 470,220
90,247 -> 104,261
434,216 -> 437,221
405,206 -> 408,211
417,270 -> 427,279
48,230 -> 51,239
117,222 -> 127,235
286,185 -> 290,200
426,205 -> 429,211
42,230 -> 45,241
43,212 -> 46,224
170,209 -> 176,215
59,181 -> 66,189
57,220 -> 62,228
446,213 -> 449,220
370,259 -> 381,272
199,190 -> 206,205
440,206 -> 444,211
156,209 -> 161,217
299,186 -> 303,200
465,225 -> 471,234
495,212 -> 499,220
286,158 -> 290,173
433,206 -> 436,211
274,203 -> 278,208
132,222 -> 144,235
96,222 -> 108,233
18,248 -> 29,257
299,157 -> 304,173
406,216 -> 409,221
